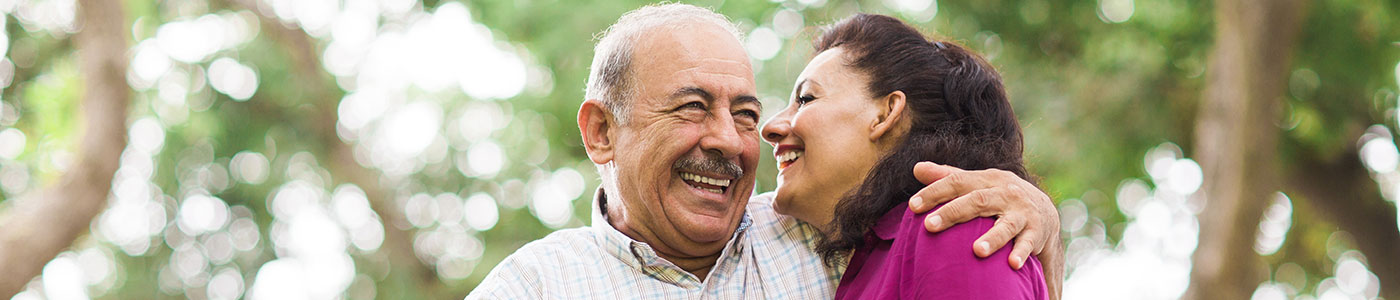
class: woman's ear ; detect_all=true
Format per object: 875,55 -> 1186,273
870,90 -> 908,141
579,99 -> 617,165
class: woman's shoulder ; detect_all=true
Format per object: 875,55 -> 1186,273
878,203 -> 996,249
876,204 -> 1048,299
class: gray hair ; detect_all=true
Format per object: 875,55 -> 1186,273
584,3 -> 745,124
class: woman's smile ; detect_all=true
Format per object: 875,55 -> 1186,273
775,144 -> 804,171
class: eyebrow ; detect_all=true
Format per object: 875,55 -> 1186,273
795,77 -> 823,96
671,86 -> 762,110
671,87 -> 713,101
734,95 -> 761,110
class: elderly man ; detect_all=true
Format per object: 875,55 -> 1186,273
469,4 -> 1062,299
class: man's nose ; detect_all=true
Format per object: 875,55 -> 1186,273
700,114 -> 746,158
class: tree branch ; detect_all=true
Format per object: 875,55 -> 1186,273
0,0 -> 130,296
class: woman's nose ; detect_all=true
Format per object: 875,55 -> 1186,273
761,112 -> 791,144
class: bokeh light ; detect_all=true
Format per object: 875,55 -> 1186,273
2,0 -> 1397,299
229,151 -> 270,184
464,193 -> 499,231
464,141 -> 505,178
771,9 -> 804,37
177,193 -> 231,236
884,0 -> 937,22
41,253 -> 87,300
1063,143 -> 1199,300
745,27 -> 781,61
1254,193 -> 1293,256
1098,0 -> 1134,24
207,57 -> 258,101
0,127 -> 25,160
1361,128 -> 1399,173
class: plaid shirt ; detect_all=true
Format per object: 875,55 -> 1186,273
467,191 -> 845,299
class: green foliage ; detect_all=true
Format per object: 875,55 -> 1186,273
19,55 -> 79,180
0,0 -> 1397,298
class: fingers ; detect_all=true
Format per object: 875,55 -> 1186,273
908,162 -> 961,213
973,215 -> 1026,258
909,168 -> 971,213
924,189 -> 997,232
1006,231 -> 1039,270
912,161 -> 960,184
910,177 -> 960,213
1007,183 -> 1058,258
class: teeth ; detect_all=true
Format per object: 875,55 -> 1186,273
778,150 -> 804,164
680,172 -> 731,188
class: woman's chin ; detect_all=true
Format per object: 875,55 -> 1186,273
771,186 -> 797,216
772,182 -> 845,226
771,185 -> 814,222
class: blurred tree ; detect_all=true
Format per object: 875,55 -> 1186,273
0,0 -> 1394,299
1186,0 -> 1306,298
1189,0 -> 1400,297
0,0 -> 129,296
222,0 -> 445,297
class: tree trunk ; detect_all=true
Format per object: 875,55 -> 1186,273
1185,0 -> 1307,298
0,0 -> 130,297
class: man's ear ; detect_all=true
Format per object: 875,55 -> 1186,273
579,99 -> 617,165
870,90 -> 908,141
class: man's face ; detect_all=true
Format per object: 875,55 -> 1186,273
610,21 -> 760,254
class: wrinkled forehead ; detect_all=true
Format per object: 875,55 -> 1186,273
631,22 -> 756,99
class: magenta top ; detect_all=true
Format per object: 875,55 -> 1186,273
834,203 -> 1049,300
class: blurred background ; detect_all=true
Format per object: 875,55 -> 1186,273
0,0 -> 1395,299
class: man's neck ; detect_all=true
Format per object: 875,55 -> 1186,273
607,213 -> 723,281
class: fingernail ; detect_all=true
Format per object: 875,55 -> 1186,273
926,215 -> 942,230
910,196 -> 923,208
1010,255 -> 1022,269
977,241 -> 990,254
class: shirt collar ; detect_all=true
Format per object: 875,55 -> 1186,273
591,187 -> 753,282
872,202 -> 910,241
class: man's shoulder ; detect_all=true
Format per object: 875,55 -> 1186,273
746,191 -> 777,214
743,191 -> 821,250
480,227 -> 609,279
468,227 -> 606,299
744,190 -> 805,230
740,192 -> 843,298
503,227 -> 603,262
744,191 -> 802,238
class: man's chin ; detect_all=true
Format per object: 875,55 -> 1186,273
672,213 -> 742,244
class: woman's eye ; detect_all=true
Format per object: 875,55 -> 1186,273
797,95 -> 816,105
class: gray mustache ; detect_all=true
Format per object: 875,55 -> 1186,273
672,153 -> 743,179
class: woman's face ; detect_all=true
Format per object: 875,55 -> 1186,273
761,47 -> 898,226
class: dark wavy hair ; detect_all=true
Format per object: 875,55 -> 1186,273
812,14 -> 1032,263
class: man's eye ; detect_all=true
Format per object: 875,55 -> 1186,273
735,110 -> 759,121
680,102 -> 706,110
